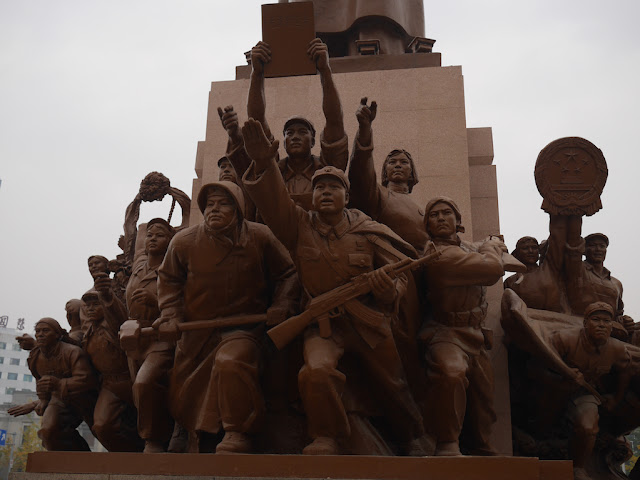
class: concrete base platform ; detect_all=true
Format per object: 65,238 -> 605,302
13,452 -> 573,480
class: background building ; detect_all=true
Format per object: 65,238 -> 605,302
0,328 -> 35,404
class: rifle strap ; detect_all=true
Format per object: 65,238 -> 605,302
365,234 -> 410,261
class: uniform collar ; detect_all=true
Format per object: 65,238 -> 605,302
579,328 -> 608,354
431,234 -> 462,247
280,156 -> 319,182
311,210 -> 351,238
584,261 -> 611,279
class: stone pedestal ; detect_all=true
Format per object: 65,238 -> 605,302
15,452 -> 573,480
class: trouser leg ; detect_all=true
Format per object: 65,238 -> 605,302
424,342 -> 470,443
214,337 -> 263,433
464,348 -> 497,454
38,398 -> 89,451
298,329 -> 348,440
133,349 -> 174,441
353,331 -> 424,442
93,385 -> 143,452
568,398 -> 599,468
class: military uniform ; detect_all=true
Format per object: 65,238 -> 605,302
419,231 -> 504,455
243,162 -> 424,448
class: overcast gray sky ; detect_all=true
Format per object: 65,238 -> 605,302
1,0 -> 639,333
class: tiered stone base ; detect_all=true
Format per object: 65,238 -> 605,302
12,452 -> 572,480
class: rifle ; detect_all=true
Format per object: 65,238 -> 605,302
267,249 -> 442,350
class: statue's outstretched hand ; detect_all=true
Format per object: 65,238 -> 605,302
308,38 -> 329,71
217,105 -> 242,144
8,401 -> 37,417
251,41 -> 272,75
356,97 -> 377,127
242,118 -> 279,170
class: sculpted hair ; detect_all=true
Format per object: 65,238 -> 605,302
381,149 -> 419,193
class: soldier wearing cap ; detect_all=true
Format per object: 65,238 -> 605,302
242,118 -> 424,455
418,196 -> 506,456
348,98 -> 428,252
155,180 -> 297,454
87,255 -> 126,305
8,318 -> 98,451
565,233 -> 633,335
504,236 -> 540,291
225,37 -> 348,210
81,288 -> 144,451
547,302 -> 632,480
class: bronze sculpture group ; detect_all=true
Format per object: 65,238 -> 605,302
9,32 -> 640,480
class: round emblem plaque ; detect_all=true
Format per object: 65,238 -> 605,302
534,137 -> 608,216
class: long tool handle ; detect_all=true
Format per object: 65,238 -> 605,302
140,314 -> 268,337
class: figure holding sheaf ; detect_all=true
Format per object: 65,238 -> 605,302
119,218 -> 177,453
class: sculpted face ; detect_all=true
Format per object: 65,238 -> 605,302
145,224 -> 171,256
585,239 -> 607,265
584,310 -> 613,345
83,298 -> 104,324
284,122 -> 314,158
515,239 -> 539,266
34,323 -> 59,349
312,177 -> 348,216
218,159 -> 238,183
426,202 -> 458,240
88,257 -> 108,277
384,152 -> 412,185
204,189 -> 237,231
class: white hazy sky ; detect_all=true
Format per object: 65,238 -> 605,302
1,0 -> 639,334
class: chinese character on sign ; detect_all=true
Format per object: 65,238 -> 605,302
16,318 -> 25,331
0,316 -> 7,328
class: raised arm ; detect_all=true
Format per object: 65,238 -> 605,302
427,239 -> 506,288
218,105 -> 252,177
247,41 -> 274,141
308,38 -> 345,144
348,97 -> 382,215
241,118 -> 301,251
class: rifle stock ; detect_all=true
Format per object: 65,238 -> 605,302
267,310 -> 314,350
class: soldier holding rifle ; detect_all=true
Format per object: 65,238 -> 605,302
242,118 -> 426,456
155,181 -> 297,454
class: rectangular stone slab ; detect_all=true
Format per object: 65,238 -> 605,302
22,452 -> 571,480
262,2 -> 316,78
